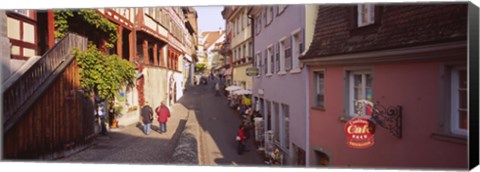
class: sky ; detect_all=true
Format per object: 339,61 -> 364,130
194,6 -> 226,34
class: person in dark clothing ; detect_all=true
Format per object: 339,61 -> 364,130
97,101 -> 107,135
140,102 -> 153,135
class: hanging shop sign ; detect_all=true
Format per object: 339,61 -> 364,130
344,117 -> 376,149
246,67 -> 259,76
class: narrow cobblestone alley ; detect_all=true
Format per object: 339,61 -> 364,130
58,102 -> 190,164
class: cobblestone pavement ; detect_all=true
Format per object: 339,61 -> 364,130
58,102 -> 191,165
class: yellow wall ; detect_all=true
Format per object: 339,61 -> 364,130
232,63 -> 253,90
304,5 -> 319,54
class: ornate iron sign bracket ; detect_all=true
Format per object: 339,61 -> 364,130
370,101 -> 402,139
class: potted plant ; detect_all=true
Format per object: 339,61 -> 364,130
109,104 -> 123,128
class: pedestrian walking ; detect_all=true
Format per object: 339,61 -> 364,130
242,121 -> 252,152
215,82 -> 220,96
97,101 -> 107,135
140,102 -> 154,135
156,101 -> 171,134
236,125 -> 246,155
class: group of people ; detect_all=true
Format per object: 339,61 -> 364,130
235,95 -> 259,155
140,101 -> 171,135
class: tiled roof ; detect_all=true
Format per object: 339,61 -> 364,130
302,4 -> 468,60
201,31 -> 223,50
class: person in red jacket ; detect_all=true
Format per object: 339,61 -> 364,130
236,125 -> 246,155
156,101 -> 171,134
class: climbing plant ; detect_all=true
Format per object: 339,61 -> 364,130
54,9 -> 118,48
74,44 -> 136,101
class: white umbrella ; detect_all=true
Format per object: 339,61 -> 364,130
225,85 -> 242,91
232,89 -> 252,95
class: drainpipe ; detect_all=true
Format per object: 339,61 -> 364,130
247,7 -> 255,102
304,65 -> 310,167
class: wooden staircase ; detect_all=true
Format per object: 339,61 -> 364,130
2,33 -> 94,159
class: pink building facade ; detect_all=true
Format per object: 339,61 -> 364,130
301,4 -> 468,169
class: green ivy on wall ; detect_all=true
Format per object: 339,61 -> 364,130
74,44 -> 135,101
54,10 -> 118,49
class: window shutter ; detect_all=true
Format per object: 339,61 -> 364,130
271,47 -> 274,74
264,50 -> 268,74
276,43 -> 280,73
299,28 -> 305,69
285,36 -> 292,71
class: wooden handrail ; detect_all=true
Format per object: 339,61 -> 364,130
3,33 -> 88,127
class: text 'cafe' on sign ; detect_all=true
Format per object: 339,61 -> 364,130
344,117 -> 376,149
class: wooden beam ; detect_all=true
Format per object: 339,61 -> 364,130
143,39 -> 148,64
116,26 -> 123,59
47,10 -> 55,48
153,43 -> 158,65
129,31 -> 135,62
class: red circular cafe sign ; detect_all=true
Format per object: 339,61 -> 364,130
344,118 -> 375,149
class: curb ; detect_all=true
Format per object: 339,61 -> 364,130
170,109 -> 200,164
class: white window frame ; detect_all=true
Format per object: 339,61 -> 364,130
267,45 -> 273,76
237,18 -> 240,34
265,100 -> 272,131
256,51 -> 262,77
291,28 -> 303,73
278,37 -> 287,75
313,70 -> 325,108
450,67 -> 468,136
238,47 -> 241,61
273,102 -> 280,145
267,6 -> 274,25
243,44 -> 247,59
240,14 -> 244,30
347,70 -> 373,118
243,12 -> 248,29
280,103 -> 290,150
357,4 -> 375,27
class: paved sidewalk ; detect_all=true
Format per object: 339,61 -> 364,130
58,103 -> 192,164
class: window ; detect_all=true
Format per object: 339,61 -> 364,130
239,46 -> 243,60
256,15 -> 262,35
241,14 -> 244,30
266,47 -> 273,74
313,71 -> 325,108
237,18 -> 240,34
281,104 -> 290,149
273,102 -> 280,145
450,67 -> 467,136
357,4 -> 375,27
256,52 -> 262,76
275,43 -> 280,73
263,8 -> 268,27
248,42 -> 253,57
234,49 -> 237,61
267,6 -> 274,25
348,71 -> 373,117
265,100 -> 272,131
292,30 -> 304,70
243,44 -> 247,59
284,36 -> 292,71
279,39 -> 286,73
264,50 -> 268,75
